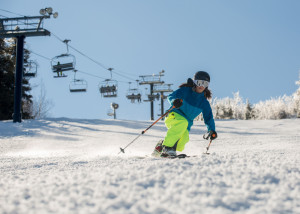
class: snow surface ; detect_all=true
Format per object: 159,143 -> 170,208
0,118 -> 300,214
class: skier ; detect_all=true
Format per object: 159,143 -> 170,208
152,71 -> 218,158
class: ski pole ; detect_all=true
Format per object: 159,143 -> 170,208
203,131 -> 216,155
204,139 -> 212,155
118,106 -> 175,154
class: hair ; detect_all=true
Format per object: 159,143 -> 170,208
179,82 -> 212,100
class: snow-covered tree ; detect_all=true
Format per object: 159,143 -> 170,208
232,91 -> 245,119
293,72 -> 300,118
244,99 -> 253,120
212,92 -> 245,119
253,95 -> 293,119
197,73 -> 300,121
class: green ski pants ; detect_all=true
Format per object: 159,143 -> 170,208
163,112 -> 189,151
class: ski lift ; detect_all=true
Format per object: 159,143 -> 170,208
69,70 -> 87,93
99,68 -> 118,98
146,93 -> 160,102
126,89 -> 142,103
153,84 -> 173,93
139,70 -> 165,85
99,80 -> 118,97
23,60 -> 38,78
51,39 -> 75,78
126,81 -> 142,103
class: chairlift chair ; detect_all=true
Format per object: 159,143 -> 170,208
69,70 -> 87,93
126,89 -> 142,103
125,81 -> 142,103
23,60 -> 38,78
69,79 -> 88,93
51,39 -> 76,78
99,79 -> 118,97
99,68 -> 118,98
147,93 -> 160,101
51,54 -> 76,78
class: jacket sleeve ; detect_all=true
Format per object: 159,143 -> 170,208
167,88 -> 184,106
202,101 -> 216,132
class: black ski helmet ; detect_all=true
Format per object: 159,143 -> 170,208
193,71 -> 210,82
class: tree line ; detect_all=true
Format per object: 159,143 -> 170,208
0,38 -> 33,120
207,83 -> 300,120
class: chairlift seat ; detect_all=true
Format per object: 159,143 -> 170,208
53,74 -> 68,78
126,94 -> 141,100
70,88 -> 87,93
103,94 -> 117,98
100,85 -> 117,93
148,93 -> 160,100
23,72 -> 36,77
69,79 -> 87,93
99,80 -> 118,98
51,53 -> 76,73
52,62 -> 74,72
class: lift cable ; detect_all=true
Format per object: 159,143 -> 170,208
1,9 -> 140,84
0,9 -> 24,17
29,47 -> 129,83
30,50 -> 52,61
50,32 -> 137,81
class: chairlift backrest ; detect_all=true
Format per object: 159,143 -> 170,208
99,79 -> 118,97
51,54 -> 76,72
147,93 -> 160,101
23,60 -> 37,77
126,88 -> 142,103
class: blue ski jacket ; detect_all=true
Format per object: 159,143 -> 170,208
167,86 -> 215,132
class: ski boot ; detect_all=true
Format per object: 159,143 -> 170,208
151,140 -> 163,157
161,145 -> 177,158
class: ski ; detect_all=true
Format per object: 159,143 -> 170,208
127,154 -> 196,159
152,153 -> 191,159
161,154 -> 190,159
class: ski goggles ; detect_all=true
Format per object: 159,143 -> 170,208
193,80 -> 209,88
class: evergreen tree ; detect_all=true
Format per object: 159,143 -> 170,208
245,99 -> 253,120
0,38 -> 33,120
227,106 -> 234,119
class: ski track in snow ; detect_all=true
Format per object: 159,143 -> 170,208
0,118 -> 300,214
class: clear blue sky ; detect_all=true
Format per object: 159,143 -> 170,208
1,0 -> 300,120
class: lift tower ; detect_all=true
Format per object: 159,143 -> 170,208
139,70 -> 165,120
0,8 -> 57,122
153,84 -> 173,118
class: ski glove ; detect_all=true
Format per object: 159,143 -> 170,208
203,130 -> 217,140
173,99 -> 183,109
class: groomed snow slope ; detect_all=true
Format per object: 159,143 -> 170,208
0,118 -> 299,214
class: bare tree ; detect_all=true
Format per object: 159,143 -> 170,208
32,80 -> 54,119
